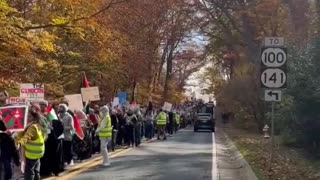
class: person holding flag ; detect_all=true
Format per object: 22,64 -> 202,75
39,101 -> 64,176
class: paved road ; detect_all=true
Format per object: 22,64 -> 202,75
70,129 -> 214,180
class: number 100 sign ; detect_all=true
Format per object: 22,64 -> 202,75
261,47 -> 287,67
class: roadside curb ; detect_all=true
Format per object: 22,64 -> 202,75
221,131 -> 258,180
43,138 -> 157,180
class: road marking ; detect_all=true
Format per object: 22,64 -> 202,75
212,132 -> 219,180
44,148 -> 132,180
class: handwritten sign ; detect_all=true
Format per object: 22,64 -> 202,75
20,83 -> 44,101
8,97 -> 27,105
163,102 -> 172,112
81,87 -> 100,102
0,106 -> 28,131
64,94 -> 84,112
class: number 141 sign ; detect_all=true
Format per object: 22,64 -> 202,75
260,47 -> 287,88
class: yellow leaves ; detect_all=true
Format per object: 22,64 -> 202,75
28,31 -> 56,52
51,16 -> 69,25
0,0 -> 16,15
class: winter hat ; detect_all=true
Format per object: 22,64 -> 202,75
100,106 -> 109,114
39,100 -> 48,106
59,103 -> 69,111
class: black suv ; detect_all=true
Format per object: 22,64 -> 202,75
194,113 -> 215,132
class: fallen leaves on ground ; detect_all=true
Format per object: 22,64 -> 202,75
224,125 -> 320,180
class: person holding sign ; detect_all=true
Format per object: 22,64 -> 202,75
15,109 -> 45,180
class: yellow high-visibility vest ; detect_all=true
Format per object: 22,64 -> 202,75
157,112 -> 167,125
98,115 -> 112,137
175,114 -> 180,124
24,124 -> 45,160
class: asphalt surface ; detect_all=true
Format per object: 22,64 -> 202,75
70,128 -> 214,180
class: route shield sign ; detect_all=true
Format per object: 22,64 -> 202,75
260,45 -> 287,89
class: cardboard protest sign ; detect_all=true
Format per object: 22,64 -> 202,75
81,87 -> 100,102
64,94 -> 84,112
163,102 -> 172,112
112,97 -> 120,109
8,97 -> 27,105
0,106 -> 28,131
20,83 -> 44,101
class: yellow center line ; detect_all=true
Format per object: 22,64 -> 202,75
44,148 -> 132,180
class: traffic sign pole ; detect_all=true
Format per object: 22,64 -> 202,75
261,37 -> 287,169
270,101 -> 275,165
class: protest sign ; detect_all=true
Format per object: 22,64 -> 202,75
20,83 -> 44,101
8,97 -> 27,105
64,94 -> 84,111
81,87 -> 100,102
163,102 -> 172,112
0,106 -> 28,131
112,97 -> 120,109
117,91 -> 127,105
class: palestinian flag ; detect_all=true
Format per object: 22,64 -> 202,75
71,112 -> 85,140
81,71 -> 90,114
82,71 -> 90,88
46,105 -> 58,121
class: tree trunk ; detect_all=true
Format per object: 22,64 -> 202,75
131,79 -> 136,102
163,43 -> 174,102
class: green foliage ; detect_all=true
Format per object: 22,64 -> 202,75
277,38 -> 320,153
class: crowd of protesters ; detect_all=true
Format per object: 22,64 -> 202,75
0,90 -> 191,180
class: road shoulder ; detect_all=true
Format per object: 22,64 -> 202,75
215,128 -> 258,180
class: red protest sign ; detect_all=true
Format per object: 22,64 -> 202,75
0,106 -> 28,131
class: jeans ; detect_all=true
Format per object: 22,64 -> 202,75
111,130 -> 118,151
100,137 -> 111,165
25,158 -> 40,180
145,123 -> 153,139
134,123 -> 141,146
157,124 -> 166,139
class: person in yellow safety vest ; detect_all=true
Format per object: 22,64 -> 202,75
156,109 -> 167,140
175,113 -> 180,133
15,107 -> 46,180
96,106 -> 112,167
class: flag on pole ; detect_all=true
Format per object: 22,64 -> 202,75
82,71 -> 90,88
71,113 -> 85,140
46,105 -> 58,121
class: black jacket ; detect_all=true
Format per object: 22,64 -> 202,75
0,132 -> 20,166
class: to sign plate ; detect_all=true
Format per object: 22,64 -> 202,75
264,37 -> 284,47
261,69 -> 287,88
265,90 -> 282,102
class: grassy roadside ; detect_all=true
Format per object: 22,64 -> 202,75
222,124 -> 320,180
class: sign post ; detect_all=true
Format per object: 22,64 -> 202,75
261,37 -> 287,165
